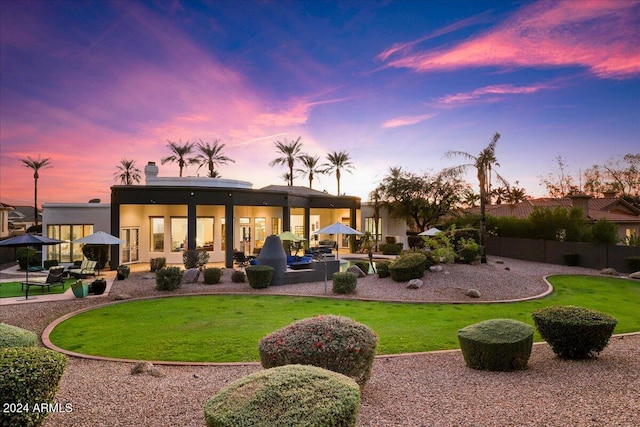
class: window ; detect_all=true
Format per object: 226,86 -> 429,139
255,218 -> 266,249
171,217 -> 188,252
365,217 -> 382,242
271,217 -> 282,235
150,217 -> 164,252
197,217 -> 214,251
46,224 -> 94,262
221,218 -> 226,251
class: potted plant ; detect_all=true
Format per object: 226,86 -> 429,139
90,278 -> 107,295
117,265 -> 130,280
71,280 -> 89,298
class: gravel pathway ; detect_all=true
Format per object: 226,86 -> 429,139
1,257 -> 638,427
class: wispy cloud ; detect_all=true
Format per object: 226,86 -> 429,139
380,0 -> 640,79
434,82 -> 555,107
382,113 -> 435,129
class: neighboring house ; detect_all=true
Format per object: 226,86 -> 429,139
7,205 -> 41,232
0,202 -> 14,238
470,193 -> 640,243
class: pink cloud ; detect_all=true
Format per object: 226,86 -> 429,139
381,0 -> 640,79
382,113 -> 435,129
435,82 -> 554,106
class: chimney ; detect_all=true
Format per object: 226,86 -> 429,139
602,190 -> 618,198
568,193 -> 592,217
144,161 -> 159,184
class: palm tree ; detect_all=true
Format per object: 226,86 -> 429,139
161,140 -> 198,177
323,150 -> 355,195
269,137 -> 304,186
296,155 -> 324,189
114,159 -> 142,185
195,139 -> 235,178
491,186 -> 509,204
445,132 -> 506,263
20,156 -> 52,227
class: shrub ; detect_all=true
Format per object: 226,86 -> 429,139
204,364 -> 361,427
203,267 -> 223,284
150,257 -> 166,272
380,243 -> 402,255
456,237 -> 481,264
332,271 -> 357,294
407,234 -> 425,249
17,247 -> 39,270
183,249 -> 209,269
116,265 -> 130,280
0,323 -> 37,348
155,266 -> 184,291
354,261 -> 370,274
376,261 -> 390,278
82,244 -> 108,270
246,265 -> 274,289
259,315 -> 378,385
457,319 -> 533,371
230,270 -> 245,283
424,232 -> 455,264
625,256 -> 640,273
531,305 -> 618,359
389,252 -> 426,282
0,347 -> 67,427
590,219 -> 619,244
563,253 -> 579,266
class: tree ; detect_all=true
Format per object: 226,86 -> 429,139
269,137 -> 304,186
296,155 -> 324,189
323,150 -> 355,195
20,156 -> 52,227
539,155 -> 580,197
368,187 -> 382,251
584,153 -> 640,198
161,140 -> 198,177
195,139 -> 235,178
114,159 -> 142,185
506,181 -> 529,204
445,132 -> 506,263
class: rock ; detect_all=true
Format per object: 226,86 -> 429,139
183,268 -> 200,283
466,289 -> 481,298
148,367 -> 165,378
346,266 -> 366,277
629,271 -> 640,280
429,265 -> 443,272
600,268 -> 619,276
142,274 -> 154,280
131,362 -> 154,375
505,267 -> 511,271
113,293 -> 132,301
495,260 -> 504,264
406,279 -> 424,289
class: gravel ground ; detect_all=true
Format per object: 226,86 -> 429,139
1,257 -> 638,427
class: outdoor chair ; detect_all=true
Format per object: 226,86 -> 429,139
69,260 -> 98,279
21,266 -> 66,292
233,251 -> 255,268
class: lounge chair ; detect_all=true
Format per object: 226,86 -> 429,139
69,260 -> 98,279
21,266 -> 66,292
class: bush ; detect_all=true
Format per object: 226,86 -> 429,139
590,219 -> 619,244
0,347 -> 67,427
457,319 -> 533,371
625,256 -> 640,272
563,253 -> 579,266
389,252 -> 426,282
376,261 -> 390,278
230,270 -> 245,283
204,364 -> 361,427
183,249 -> 209,269
354,261 -> 370,274
407,234 -> 425,249
116,265 -> 130,280
259,315 -> 378,385
531,305 -> 618,359
155,266 -> 184,291
0,323 -> 37,348
456,237 -> 481,264
150,257 -> 166,272
245,265 -> 274,289
82,244 -> 108,270
332,272 -> 357,294
203,267 -> 223,284
17,247 -> 39,270
380,243 -> 402,255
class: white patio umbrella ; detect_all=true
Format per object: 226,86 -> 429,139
315,222 -> 363,259
73,231 -> 124,275
418,227 -> 441,236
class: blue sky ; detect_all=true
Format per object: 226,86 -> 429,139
1,0 -> 638,206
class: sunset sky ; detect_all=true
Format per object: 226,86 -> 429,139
1,0 -> 639,208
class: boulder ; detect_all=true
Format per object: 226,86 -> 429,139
629,271 -> 640,280
131,362 -> 154,375
429,265 -> 443,272
113,293 -> 132,301
346,265 -> 366,278
466,289 -> 481,298
183,268 -> 200,283
600,268 -> 619,276
406,279 -> 424,289
495,260 -> 504,264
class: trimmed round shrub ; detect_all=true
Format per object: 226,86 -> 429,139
380,243 -> 402,255
203,267 -> 223,284
0,347 -> 68,427
246,265 -> 274,289
458,319 -> 533,371
532,305 -> 618,359
0,323 -> 37,348
183,249 -> 210,269
155,266 -> 184,291
376,261 -> 390,278
204,364 -> 361,427
354,261 -> 370,274
150,257 -> 166,272
259,315 -> 378,385
332,271 -> 357,294
230,270 -> 245,283
389,252 -> 426,282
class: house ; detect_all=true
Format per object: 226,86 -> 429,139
7,205 -> 41,232
0,202 -> 14,238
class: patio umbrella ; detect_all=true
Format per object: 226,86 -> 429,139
315,222 -> 363,259
73,231 -> 124,275
278,231 -> 306,241
418,227 -> 441,236
0,234 -> 65,300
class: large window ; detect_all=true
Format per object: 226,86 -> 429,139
255,218 -> 266,249
47,224 -> 93,262
271,217 -> 282,235
365,217 -> 382,243
171,217 -> 188,252
197,217 -> 214,251
150,217 -> 164,252
221,218 -> 225,251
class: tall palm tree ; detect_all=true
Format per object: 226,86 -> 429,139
269,137 -> 304,186
195,139 -> 235,178
161,140 -> 198,177
296,155 -> 324,189
323,150 -> 355,195
445,132 -> 506,263
20,156 -> 52,227
114,159 -> 142,185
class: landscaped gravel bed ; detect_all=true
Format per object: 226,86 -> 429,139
1,257 -> 638,426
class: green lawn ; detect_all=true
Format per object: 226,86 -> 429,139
48,275 -> 640,363
0,279 -> 74,298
